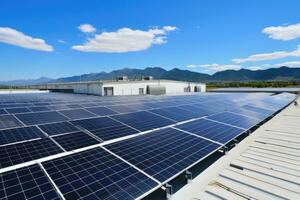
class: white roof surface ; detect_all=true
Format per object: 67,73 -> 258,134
173,97 -> 300,200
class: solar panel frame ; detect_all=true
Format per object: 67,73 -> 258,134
58,109 -> 96,120
0,115 -> 24,130
85,106 -> 117,116
0,109 -> 8,115
0,138 -> 63,169
27,106 -> 50,112
42,147 -> 158,200
38,121 -> 80,136
71,117 -> 139,141
0,126 -> 44,146
149,106 -> 200,122
51,131 -> 100,151
105,128 -> 221,182
5,107 -> 31,114
207,111 -> 261,129
0,164 -> 62,200
15,111 -> 69,126
111,111 -> 175,132
175,118 -> 246,144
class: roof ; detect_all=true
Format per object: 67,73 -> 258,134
210,87 -> 300,93
172,97 -> 300,200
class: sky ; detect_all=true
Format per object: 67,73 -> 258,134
0,0 -> 300,81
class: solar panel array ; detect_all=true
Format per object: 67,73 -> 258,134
0,92 -> 295,200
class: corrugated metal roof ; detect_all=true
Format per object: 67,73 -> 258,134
173,98 -> 300,200
210,87 -> 300,93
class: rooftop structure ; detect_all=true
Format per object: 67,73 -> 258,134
0,92 -> 296,200
29,79 -> 206,96
173,97 -> 300,200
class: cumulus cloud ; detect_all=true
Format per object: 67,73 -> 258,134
78,24 -> 96,33
263,23 -> 300,41
72,26 -> 177,53
58,39 -> 66,43
186,64 -> 197,68
232,45 -> 300,63
273,61 -> 300,68
199,63 -> 241,72
248,66 -> 262,71
0,27 -> 53,51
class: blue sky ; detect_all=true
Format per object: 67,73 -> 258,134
0,0 -> 300,81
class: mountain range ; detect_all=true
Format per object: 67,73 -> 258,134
1,66 -> 300,86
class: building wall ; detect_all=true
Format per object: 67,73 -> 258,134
30,80 -> 206,96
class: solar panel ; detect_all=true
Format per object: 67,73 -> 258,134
85,106 -> 117,116
242,105 -> 274,116
0,109 -> 7,115
28,106 -> 50,112
108,103 -> 151,113
39,121 -> 79,136
71,117 -> 138,141
5,107 -> 31,114
229,108 -> 269,120
207,112 -> 261,129
15,111 -> 69,126
178,104 -> 215,117
58,109 -> 96,120
149,106 -> 200,122
0,164 -> 61,200
105,128 -> 221,182
51,131 -> 100,151
0,126 -> 44,146
176,118 -> 245,144
42,148 -> 158,200
0,138 -> 63,169
0,115 -> 24,130
111,111 -> 175,132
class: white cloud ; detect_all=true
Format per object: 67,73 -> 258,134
72,26 -> 177,53
263,23 -> 300,41
58,40 -> 66,43
199,63 -> 241,72
233,45 -> 300,63
186,64 -> 197,68
78,24 -> 96,33
0,27 -> 53,51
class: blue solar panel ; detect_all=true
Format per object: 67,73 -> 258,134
86,106 -> 117,116
242,105 -> 274,116
0,139 -> 63,169
5,107 -> 31,114
178,104 -> 216,117
149,106 -> 200,122
0,164 -> 61,200
28,106 -> 50,112
0,109 -> 7,115
52,131 -> 100,151
15,111 -> 69,125
105,128 -> 221,182
176,118 -> 245,144
111,111 -> 175,132
207,112 -> 261,129
42,148 -> 158,200
0,126 -> 44,146
58,109 -> 96,120
108,103 -> 151,113
0,115 -> 24,130
71,117 -> 138,141
39,121 -> 79,136
229,108 -> 269,120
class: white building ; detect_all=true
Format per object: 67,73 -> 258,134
31,78 -> 206,96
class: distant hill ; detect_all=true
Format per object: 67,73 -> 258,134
1,66 -> 300,86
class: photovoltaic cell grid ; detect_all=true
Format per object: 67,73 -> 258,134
207,112 -> 261,129
105,128 -> 221,182
39,121 -> 79,136
58,109 -> 96,120
0,92 -> 296,200
175,118 -> 245,144
15,111 -> 69,126
0,138 -> 63,169
42,148 -> 158,200
111,111 -> 175,132
0,126 -> 44,146
71,117 -> 138,141
0,164 -> 61,200
52,131 -> 100,151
